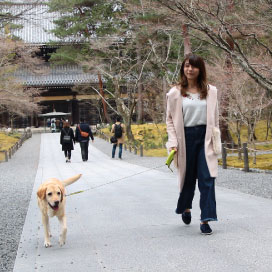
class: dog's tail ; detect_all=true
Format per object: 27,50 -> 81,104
62,174 -> 82,187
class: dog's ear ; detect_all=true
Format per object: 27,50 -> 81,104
37,186 -> 46,200
58,186 -> 65,202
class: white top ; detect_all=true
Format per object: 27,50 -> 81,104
182,92 -> 207,127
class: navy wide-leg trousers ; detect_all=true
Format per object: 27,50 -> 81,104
176,125 -> 217,222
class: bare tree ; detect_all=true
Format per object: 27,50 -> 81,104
264,106 -> 272,140
155,0 -> 272,93
222,71 -> 272,162
98,72 -> 111,123
81,39 -> 153,141
0,37 -> 43,127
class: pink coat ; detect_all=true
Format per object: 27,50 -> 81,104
166,85 -> 219,192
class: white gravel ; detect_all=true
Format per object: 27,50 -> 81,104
0,134 -> 40,272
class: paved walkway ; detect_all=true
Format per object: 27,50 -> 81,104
13,133 -> 272,272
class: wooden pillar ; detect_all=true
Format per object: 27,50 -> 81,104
72,98 -> 79,125
222,142 -> 227,169
140,145 -> 143,157
243,143 -> 249,172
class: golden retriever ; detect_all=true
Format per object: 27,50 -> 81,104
37,174 -> 82,247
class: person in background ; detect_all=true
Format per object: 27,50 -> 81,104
55,119 -> 60,132
59,119 -> 64,131
51,119 -> 56,133
60,120 -> 75,162
111,116 -> 125,159
75,118 -> 94,162
47,118 -> 51,128
166,54 -> 219,235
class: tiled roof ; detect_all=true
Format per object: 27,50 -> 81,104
1,1 -> 121,45
0,1 -> 75,44
1,0 -> 43,3
14,64 -> 102,86
2,1 -> 128,86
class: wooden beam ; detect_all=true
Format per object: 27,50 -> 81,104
34,93 -> 129,102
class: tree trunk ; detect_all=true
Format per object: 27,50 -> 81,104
162,76 -> 167,122
236,120 -> 242,160
137,83 -> 144,123
182,24 -> 191,56
126,100 -> 136,142
219,52 -> 233,143
220,1 -> 235,144
114,80 -> 135,142
121,105 -> 135,143
126,117 -> 134,142
136,42 -> 144,123
266,110 -> 271,140
98,72 -> 111,123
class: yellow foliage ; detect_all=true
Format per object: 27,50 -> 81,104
101,122 -> 272,168
101,123 -> 168,149
0,132 -> 21,161
229,120 -> 272,143
143,148 -> 168,157
130,123 -> 167,144
219,154 -> 272,170
0,133 -> 20,151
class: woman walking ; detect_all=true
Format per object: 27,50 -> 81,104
166,54 -> 220,235
60,120 -> 75,163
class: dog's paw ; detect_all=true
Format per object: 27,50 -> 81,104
59,238 -> 66,247
44,241 -> 51,248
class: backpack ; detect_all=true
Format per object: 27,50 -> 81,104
114,123 -> 123,138
62,128 -> 71,143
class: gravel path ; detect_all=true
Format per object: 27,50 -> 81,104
0,134 -> 41,272
1,133 -> 272,271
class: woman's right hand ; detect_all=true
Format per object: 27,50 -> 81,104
169,147 -> 177,152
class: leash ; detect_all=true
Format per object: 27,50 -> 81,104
66,164 -> 172,197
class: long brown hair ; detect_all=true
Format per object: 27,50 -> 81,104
179,54 -> 208,99
64,120 -> 70,128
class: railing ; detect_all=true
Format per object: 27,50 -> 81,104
221,141 -> 272,172
98,131 -> 272,172
0,130 -> 32,162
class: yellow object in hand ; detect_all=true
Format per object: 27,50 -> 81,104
165,150 -> 176,171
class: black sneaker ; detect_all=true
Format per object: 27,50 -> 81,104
181,212 -> 191,225
200,223 -> 213,235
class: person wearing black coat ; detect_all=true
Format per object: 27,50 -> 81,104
75,118 -> 94,162
60,121 -> 75,163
